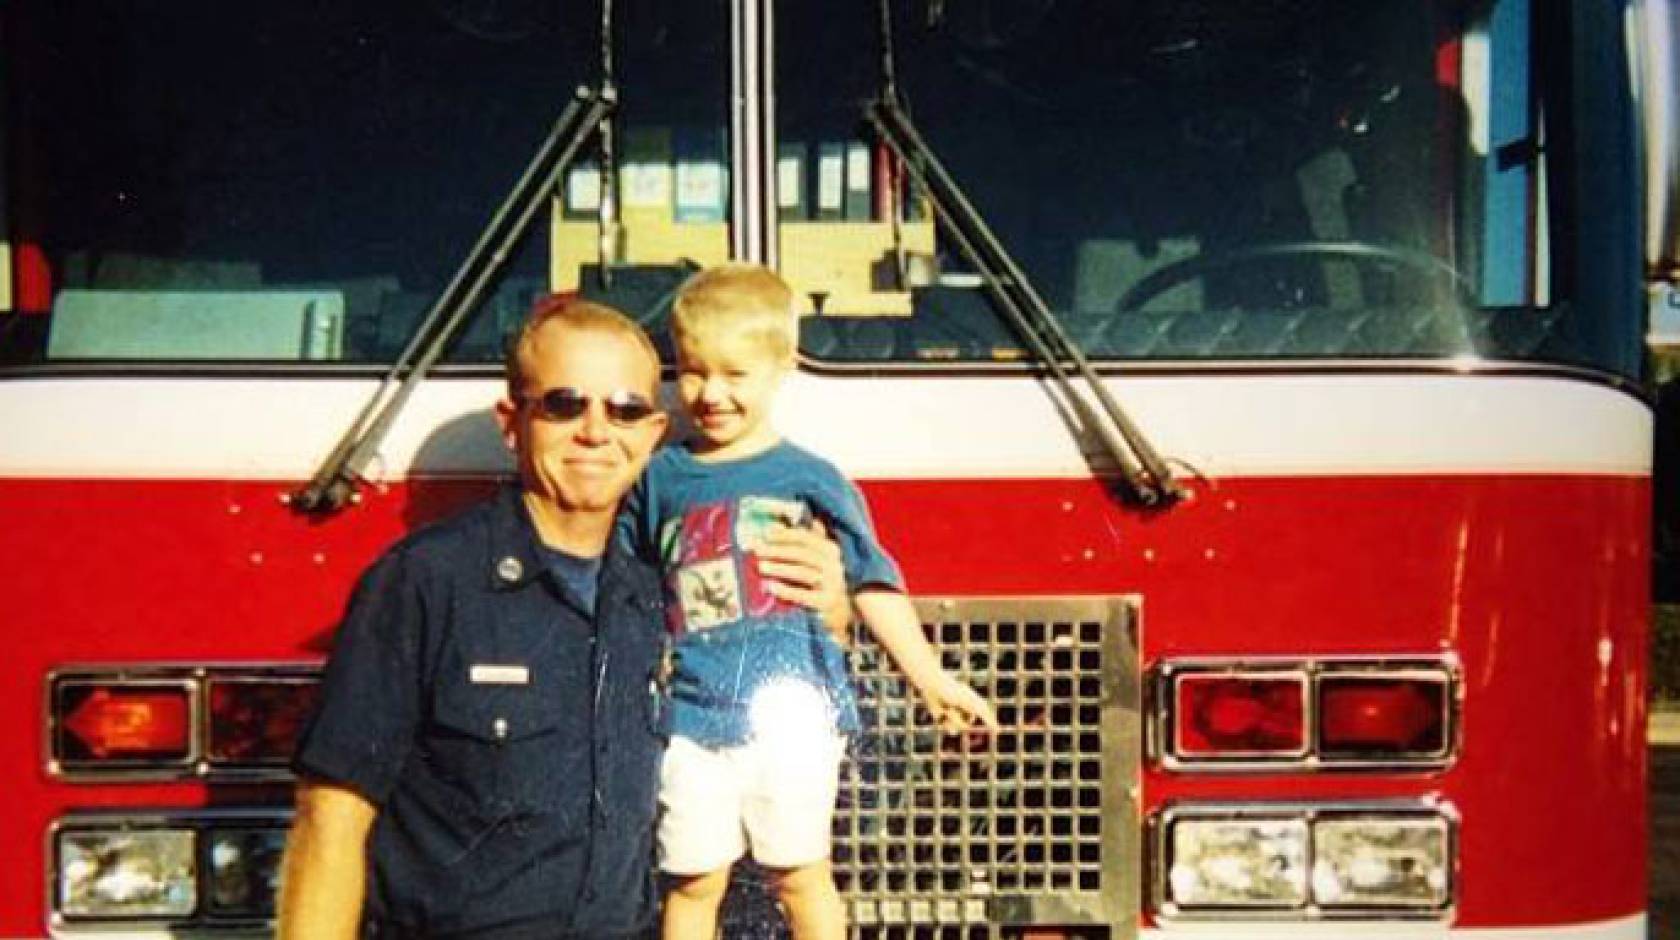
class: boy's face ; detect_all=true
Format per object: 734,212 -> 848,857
496,322 -> 668,516
675,329 -> 789,458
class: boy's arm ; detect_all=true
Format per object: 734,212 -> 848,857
854,588 -> 997,731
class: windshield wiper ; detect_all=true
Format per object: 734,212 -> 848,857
866,94 -> 1183,507
290,86 -> 616,514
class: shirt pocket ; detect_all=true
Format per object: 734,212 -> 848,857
427,665 -> 588,832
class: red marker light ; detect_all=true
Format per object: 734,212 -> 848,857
1175,673 -> 1307,757
207,678 -> 321,764
59,684 -> 191,761
1318,676 -> 1447,755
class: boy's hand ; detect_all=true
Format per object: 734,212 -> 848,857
756,521 -> 851,642
922,672 -> 998,734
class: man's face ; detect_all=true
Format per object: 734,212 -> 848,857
496,322 -> 667,515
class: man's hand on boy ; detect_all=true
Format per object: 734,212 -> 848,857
756,521 -> 851,642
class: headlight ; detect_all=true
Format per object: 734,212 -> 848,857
1312,816 -> 1451,908
1166,817 -> 1309,908
205,827 -> 289,917
58,829 -> 196,919
52,813 -> 291,929
1158,804 -> 1455,920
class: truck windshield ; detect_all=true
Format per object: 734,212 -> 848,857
776,0 -> 1641,378
0,1 -> 1640,379
0,0 -> 725,367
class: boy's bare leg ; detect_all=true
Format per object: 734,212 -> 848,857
663,867 -> 733,940
768,860 -> 846,940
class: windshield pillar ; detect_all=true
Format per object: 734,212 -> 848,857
730,0 -> 775,265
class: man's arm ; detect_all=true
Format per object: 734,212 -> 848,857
277,777 -> 379,940
854,588 -> 998,732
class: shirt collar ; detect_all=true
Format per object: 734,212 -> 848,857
484,485 -> 643,598
484,484 -> 551,592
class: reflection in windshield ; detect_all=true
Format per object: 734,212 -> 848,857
1,1 -> 1639,375
868,92 -> 1184,506
1,0 -> 726,366
777,0 -> 1596,368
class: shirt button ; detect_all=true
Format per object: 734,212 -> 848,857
496,556 -> 523,583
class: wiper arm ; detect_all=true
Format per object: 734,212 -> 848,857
866,95 -> 1183,507
291,86 -> 616,515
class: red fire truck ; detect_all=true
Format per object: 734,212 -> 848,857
2,0 -> 1674,937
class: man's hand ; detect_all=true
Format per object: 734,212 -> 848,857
756,521 -> 851,643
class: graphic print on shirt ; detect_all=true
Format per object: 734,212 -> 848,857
676,557 -> 741,630
664,496 -> 811,635
737,496 -> 812,618
735,496 -> 811,551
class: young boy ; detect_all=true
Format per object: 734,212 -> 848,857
621,263 -> 994,940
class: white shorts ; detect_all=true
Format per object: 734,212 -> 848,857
657,732 -> 847,874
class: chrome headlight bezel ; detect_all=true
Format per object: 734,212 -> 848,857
49,810 -> 292,933
1154,800 -> 1458,923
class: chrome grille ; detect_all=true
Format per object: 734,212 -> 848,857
834,597 -> 1140,938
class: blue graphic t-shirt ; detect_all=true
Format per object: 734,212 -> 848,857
620,440 -> 903,747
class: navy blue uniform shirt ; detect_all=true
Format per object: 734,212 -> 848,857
295,486 -> 666,938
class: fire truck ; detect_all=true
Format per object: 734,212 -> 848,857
1,0 -> 1674,937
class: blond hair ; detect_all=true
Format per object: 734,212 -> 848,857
506,295 -> 661,396
670,263 -> 797,361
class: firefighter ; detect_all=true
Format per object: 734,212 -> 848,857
278,297 -> 847,939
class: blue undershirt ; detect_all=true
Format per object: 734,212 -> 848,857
542,545 -> 603,613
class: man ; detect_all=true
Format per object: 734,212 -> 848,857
279,298 -> 846,939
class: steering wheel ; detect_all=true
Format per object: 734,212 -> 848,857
1114,240 -> 1471,311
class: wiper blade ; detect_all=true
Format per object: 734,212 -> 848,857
291,86 -> 616,515
866,95 -> 1183,507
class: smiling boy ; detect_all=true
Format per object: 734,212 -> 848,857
621,264 -> 994,940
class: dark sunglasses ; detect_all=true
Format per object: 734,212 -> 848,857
521,387 -> 659,426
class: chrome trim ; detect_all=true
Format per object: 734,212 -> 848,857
788,352 -> 1650,401
759,0 -> 778,270
45,663 -> 321,783
1150,799 -> 1459,924
1152,656 -> 1460,773
0,349 -> 1651,403
728,0 -> 748,259
48,808 -> 292,935
1634,0 -> 1680,278
729,0 -> 771,263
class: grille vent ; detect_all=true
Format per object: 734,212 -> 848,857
828,597 -> 1139,939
